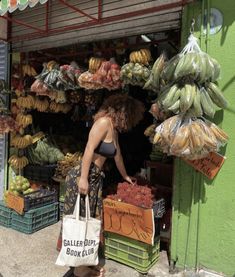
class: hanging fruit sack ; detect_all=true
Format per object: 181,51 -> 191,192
153,114 -> 228,160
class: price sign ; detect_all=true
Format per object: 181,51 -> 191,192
185,152 -> 225,180
103,199 -> 155,245
6,192 -> 24,214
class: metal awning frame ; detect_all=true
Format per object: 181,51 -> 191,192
1,0 -> 191,43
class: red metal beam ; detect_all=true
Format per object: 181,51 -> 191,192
98,0 -> 102,21
8,0 -> 187,43
2,15 -> 45,33
59,0 -> 98,22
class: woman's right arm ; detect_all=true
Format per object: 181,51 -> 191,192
78,118 -> 108,195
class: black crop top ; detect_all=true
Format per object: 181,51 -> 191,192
94,141 -> 117,158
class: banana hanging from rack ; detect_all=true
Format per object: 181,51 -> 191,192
16,113 -> 33,128
8,155 -> 29,169
11,134 -> 33,149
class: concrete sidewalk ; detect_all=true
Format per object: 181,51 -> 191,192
0,222 -> 183,277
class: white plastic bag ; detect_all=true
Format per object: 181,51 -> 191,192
56,194 -> 101,267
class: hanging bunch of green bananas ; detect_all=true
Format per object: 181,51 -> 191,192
161,34 -> 221,84
156,34 -> 228,118
161,52 -> 220,84
158,81 -> 228,118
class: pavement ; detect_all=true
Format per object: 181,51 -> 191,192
0,221 -> 185,277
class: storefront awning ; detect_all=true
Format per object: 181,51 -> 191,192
0,0 -> 48,16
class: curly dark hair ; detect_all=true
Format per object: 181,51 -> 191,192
94,94 -> 145,132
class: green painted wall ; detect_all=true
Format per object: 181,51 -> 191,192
171,1 -> 235,276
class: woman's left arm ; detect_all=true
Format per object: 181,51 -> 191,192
114,137 -> 134,185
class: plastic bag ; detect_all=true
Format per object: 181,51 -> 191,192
161,34 -> 221,84
153,115 -> 228,160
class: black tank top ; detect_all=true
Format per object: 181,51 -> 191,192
94,141 -> 117,158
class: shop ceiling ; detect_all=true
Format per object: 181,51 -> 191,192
0,0 -> 195,52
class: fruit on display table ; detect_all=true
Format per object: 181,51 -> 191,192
129,48 -> 152,65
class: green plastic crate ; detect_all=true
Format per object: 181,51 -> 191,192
104,232 -> 160,274
0,201 -> 12,228
11,202 -> 59,234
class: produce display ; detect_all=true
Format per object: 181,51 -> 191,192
129,49 -> 152,65
0,115 -> 19,134
49,101 -> 72,113
158,34 -> 228,117
33,61 -> 82,92
153,115 -> 228,160
16,113 -> 33,128
120,62 -> 151,87
26,138 -> 65,165
8,155 -> 29,170
11,134 -> 33,149
107,182 -> 154,209
34,97 -> 50,112
79,60 -> 122,90
158,81 -> 228,117
4,176 -> 33,201
22,64 -> 37,77
16,95 -> 35,110
54,152 -> 83,179
88,57 -> 103,73
143,54 -> 165,92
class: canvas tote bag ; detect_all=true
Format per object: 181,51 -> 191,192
56,194 -> 101,267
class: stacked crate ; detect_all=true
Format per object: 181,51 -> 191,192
103,198 -> 165,274
0,190 -> 59,234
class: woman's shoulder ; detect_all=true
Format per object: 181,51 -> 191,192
93,117 -> 111,130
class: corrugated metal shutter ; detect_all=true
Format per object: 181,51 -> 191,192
0,42 -> 9,200
11,0 -> 184,52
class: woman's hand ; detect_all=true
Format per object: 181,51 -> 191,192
77,177 -> 89,195
124,176 -> 135,185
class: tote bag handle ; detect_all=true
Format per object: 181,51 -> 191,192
74,194 -> 91,221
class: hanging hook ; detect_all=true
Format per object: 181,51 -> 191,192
190,18 -> 195,34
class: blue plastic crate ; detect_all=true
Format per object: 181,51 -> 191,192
0,201 -> 12,228
11,202 -> 59,234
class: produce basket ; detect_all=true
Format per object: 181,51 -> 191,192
104,232 -> 160,274
24,164 -> 57,183
0,201 -> 12,228
11,202 -> 59,234
24,189 -> 57,212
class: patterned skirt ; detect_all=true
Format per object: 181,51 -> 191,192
57,161 -> 104,251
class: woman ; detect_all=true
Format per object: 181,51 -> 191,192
62,94 -> 145,277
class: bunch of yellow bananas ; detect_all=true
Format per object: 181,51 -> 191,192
22,64 -> 37,77
8,155 -> 29,170
16,113 -> 33,128
129,49 -> 151,66
34,98 -> 49,112
153,115 -> 228,160
89,57 -> 103,73
49,101 -> 72,113
11,134 -> 33,149
16,95 -> 35,109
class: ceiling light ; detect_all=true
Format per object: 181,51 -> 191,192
141,35 -> 151,42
